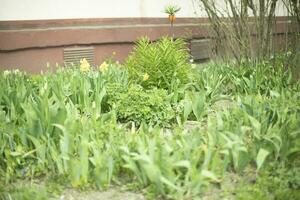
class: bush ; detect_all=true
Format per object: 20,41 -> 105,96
126,37 -> 191,90
0,185 -> 49,200
108,84 -> 175,126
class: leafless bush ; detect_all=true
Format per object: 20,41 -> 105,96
193,0 -> 299,61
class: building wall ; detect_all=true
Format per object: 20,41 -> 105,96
0,0 -> 294,73
0,0 -> 288,20
0,18 -> 210,72
0,0 -> 199,20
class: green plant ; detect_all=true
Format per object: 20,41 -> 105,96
126,37 -> 191,91
0,54 -> 299,200
235,164 -> 300,200
181,90 -> 207,123
164,5 -> 181,16
108,84 -> 175,127
164,5 -> 181,37
0,185 -> 49,200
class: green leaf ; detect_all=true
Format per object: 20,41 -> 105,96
183,93 -> 192,121
270,90 -> 280,98
201,170 -> 219,182
173,160 -> 191,169
27,135 -> 46,165
160,176 -> 179,191
248,115 -> 261,137
191,92 -> 206,121
107,156 -> 114,185
256,148 -> 269,171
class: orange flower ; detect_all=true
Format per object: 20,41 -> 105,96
168,15 -> 176,23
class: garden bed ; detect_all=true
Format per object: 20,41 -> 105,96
0,38 -> 299,200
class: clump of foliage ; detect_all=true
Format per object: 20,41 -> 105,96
108,84 -> 175,126
235,164 -> 300,200
0,185 -> 49,200
126,37 -> 191,90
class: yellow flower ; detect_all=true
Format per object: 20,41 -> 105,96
143,73 -> 149,81
112,51 -> 117,56
80,58 -> 90,72
99,61 -> 109,72
3,70 -> 11,77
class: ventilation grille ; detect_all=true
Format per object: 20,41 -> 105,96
190,39 -> 211,61
63,46 -> 94,66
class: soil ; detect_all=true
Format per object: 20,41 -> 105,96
60,188 -> 145,200
1,179 -> 146,200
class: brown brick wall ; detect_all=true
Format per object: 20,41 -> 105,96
0,17 -> 297,73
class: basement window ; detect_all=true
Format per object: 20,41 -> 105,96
190,39 -> 211,62
63,46 -> 94,66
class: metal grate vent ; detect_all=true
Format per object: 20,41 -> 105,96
63,46 -> 94,66
190,39 -> 211,61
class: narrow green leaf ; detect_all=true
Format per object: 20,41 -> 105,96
256,148 -> 269,171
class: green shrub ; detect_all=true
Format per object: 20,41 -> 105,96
235,165 -> 300,200
108,84 -> 175,126
126,37 -> 191,90
0,185 -> 49,200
